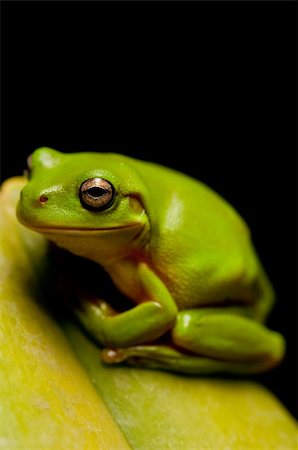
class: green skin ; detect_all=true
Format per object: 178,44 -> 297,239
17,148 -> 285,374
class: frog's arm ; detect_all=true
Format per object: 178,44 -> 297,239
75,263 -> 178,347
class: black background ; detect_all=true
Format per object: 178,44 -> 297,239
1,1 -> 297,418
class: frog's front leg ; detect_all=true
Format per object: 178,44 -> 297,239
102,308 -> 285,374
75,263 -> 178,348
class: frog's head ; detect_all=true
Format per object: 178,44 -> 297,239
17,147 -> 149,264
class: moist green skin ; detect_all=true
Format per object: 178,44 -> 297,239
17,147 -> 285,374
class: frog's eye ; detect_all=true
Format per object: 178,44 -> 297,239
79,178 -> 115,211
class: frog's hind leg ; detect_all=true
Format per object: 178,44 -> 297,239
170,308 -> 285,374
102,308 -> 285,375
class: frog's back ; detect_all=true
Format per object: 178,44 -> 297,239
126,155 -> 268,313
126,155 -> 250,240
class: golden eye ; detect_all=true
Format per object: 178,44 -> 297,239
79,178 -> 115,211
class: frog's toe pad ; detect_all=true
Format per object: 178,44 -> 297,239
101,348 -> 129,364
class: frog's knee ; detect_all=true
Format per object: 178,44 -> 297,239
171,311 -> 198,350
269,332 -> 286,365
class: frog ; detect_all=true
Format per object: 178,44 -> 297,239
17,147 -> 285,374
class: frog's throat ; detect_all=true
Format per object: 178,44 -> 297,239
34,222 -> 149,266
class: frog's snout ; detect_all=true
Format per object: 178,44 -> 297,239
39,195 -> 49,205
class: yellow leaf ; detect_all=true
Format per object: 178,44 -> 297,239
0,177 -> 130,450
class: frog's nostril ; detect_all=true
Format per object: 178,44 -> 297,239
39,195 -> 49,204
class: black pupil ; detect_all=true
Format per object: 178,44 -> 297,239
88,187 -> 106,197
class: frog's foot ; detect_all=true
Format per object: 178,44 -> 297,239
100,345 -> 274,374
101,345 -> 192,368
74,299 -> 117,345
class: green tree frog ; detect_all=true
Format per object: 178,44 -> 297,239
17,148 -> 285,374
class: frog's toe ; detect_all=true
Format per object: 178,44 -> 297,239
75,299 -> 115,320
101,348 -> 129,364
73,300 -> 116,346
100,345 -> 185,368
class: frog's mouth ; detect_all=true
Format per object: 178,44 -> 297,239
26,222 -> 141,235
